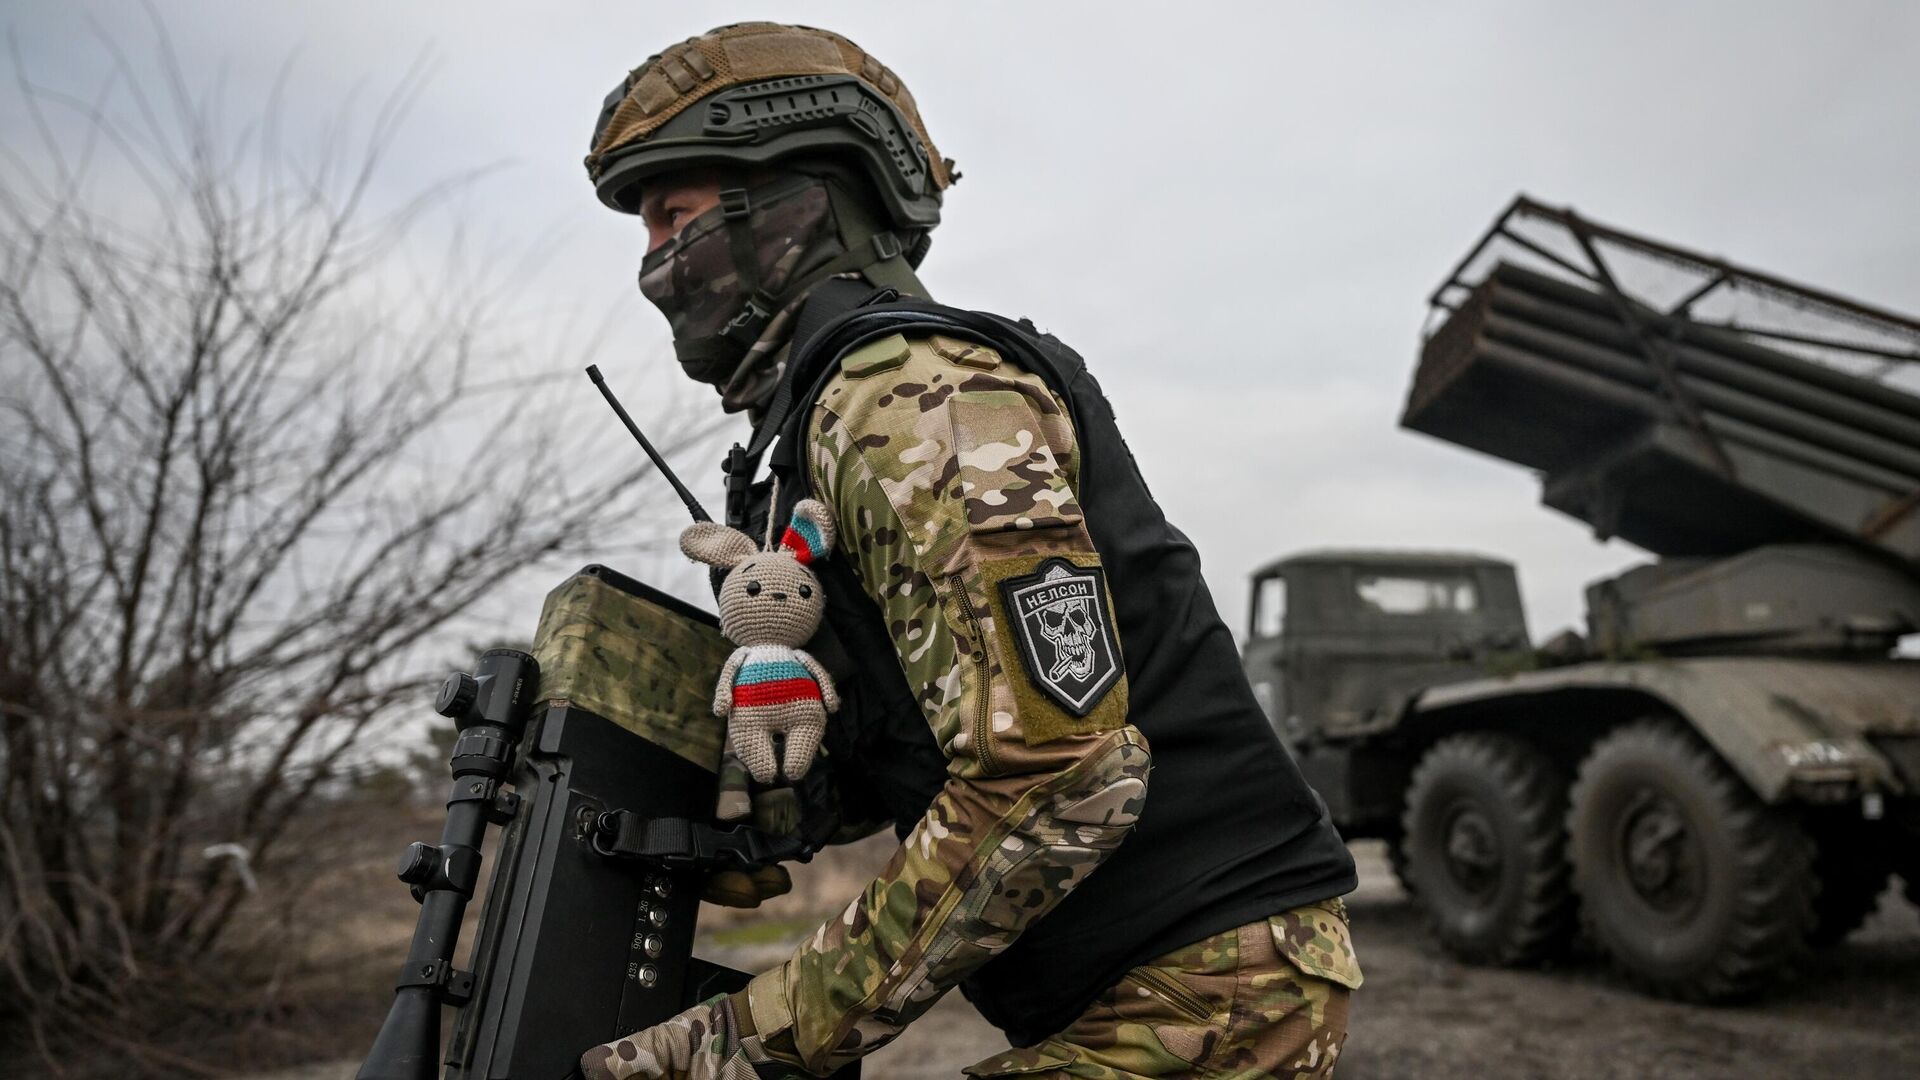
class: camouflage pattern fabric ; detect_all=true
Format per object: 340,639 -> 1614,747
586,23 -> 952,193
702,742 -> 797,908
714,744 -> 756,823
530,572 -> 731,772
579,992 -> 764,1080
962,900 -> 1363,1079
721,333 -> 1153,1074
636,176 -> 848,403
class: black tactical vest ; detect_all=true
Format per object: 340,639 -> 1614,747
734,285 -> 1357,1047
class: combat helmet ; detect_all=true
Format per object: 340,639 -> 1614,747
590,24 -> 956,407
587,23 -> 955,251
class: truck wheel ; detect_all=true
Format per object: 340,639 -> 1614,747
1401,733 -> 1576,965
1807,832 -> 1890,947
1885,844 -> 1920,918
1567,722 -> 1815,1001
1386,834 -> 1416,898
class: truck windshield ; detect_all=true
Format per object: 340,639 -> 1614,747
1356,574 -> 1479,615
1253,576 -> 1287,638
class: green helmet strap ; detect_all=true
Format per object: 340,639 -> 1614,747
818,173 -> 924,297
702,172 -> 923,354
714,185 -> 775,348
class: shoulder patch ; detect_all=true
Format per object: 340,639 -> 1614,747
997,557 -> 1123,717
839,333 -> 911,378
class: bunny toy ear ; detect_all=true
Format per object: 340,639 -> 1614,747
681,521 -> 758,569
779,499 -> 836,565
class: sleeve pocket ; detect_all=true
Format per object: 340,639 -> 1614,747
947,390 -> 1084,537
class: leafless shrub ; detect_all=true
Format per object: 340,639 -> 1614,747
0,19 -> 709,1070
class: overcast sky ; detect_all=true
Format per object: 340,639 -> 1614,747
8,1 -> 1919,640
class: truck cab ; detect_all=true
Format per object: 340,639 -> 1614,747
1243,550 -> 1529,749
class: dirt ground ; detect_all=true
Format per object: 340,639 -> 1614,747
795,840 -> 1920,1080
1332,842 -> 1920,1079
239,836 -> 1920,1080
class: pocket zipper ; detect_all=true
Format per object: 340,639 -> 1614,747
952,583 -> 1000,777
1128,967 -> 1213,1024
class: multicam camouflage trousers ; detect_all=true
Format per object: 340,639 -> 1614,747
963,899 -> 1363,1080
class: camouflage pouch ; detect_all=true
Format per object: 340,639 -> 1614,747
1267,897 -> 1364,990
531,568 -> 732,772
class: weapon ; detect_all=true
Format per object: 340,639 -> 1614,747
360,648 -> 538,1079
358,374 -> 841,1079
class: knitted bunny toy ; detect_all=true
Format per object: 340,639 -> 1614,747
680,500 -> 840,784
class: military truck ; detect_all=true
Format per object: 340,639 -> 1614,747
1243,196 -> 1920,1001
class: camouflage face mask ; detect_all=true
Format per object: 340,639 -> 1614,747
637,176 -> 846,390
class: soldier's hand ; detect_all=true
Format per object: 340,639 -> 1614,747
702,745 -> 794,908
579,992 -> 779,1080
703,863 -> 793,908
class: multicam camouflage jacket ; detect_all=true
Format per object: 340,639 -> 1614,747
735,331 -> 1154,1074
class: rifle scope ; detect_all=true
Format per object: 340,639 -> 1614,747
358,648 -> 539,1080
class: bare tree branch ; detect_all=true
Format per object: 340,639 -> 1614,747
0,20 -> 715,1063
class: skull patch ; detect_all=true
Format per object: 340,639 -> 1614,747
1000,558 -> 1122,716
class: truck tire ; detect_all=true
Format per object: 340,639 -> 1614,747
1401,733 -> 1576,965
1567,721 -> 1815,1001
1385,834 -> 1416,898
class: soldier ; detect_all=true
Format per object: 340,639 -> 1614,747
579,22 -> 1362,1080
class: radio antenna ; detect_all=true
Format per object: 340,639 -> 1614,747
586,365 -> 712,523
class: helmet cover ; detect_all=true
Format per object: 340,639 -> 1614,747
587,22 -> 954,231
